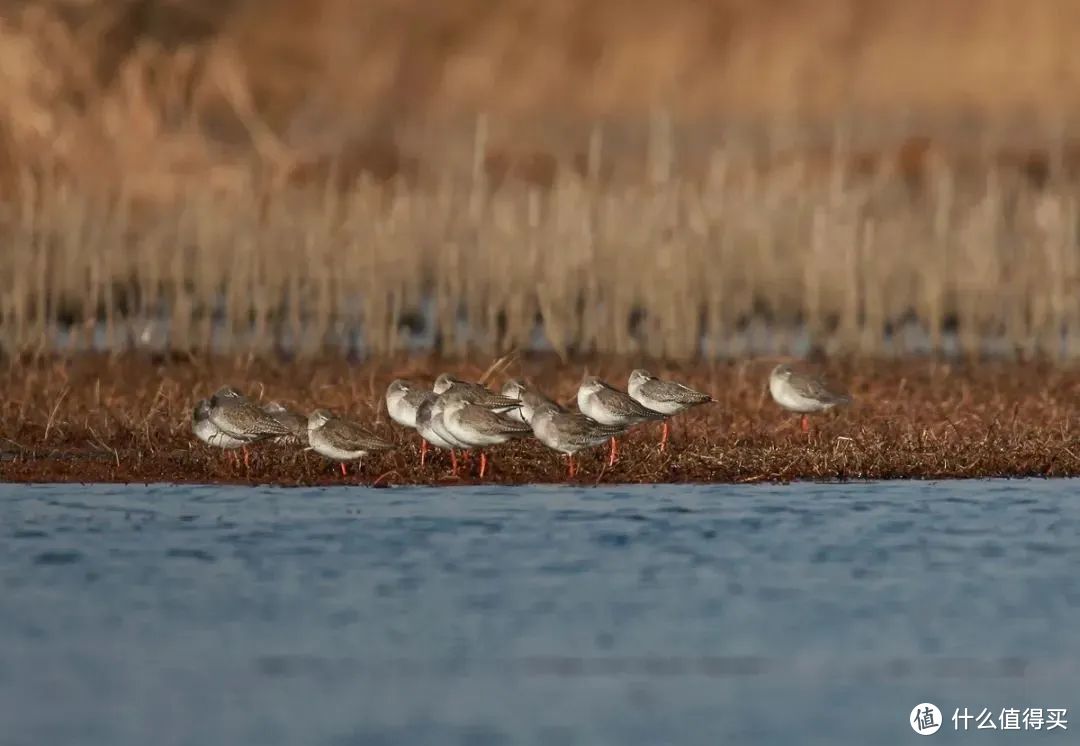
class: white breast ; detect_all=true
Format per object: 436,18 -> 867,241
386,392 -> 418,428
430,407 -> 469,449
530,411 -> 571,454
444,407 -> 507,447
769,377 -> 831,414
577,389 -> 617,425
193,419 -> 247,449
417,421 -> 457,450
308,431 -> 366,461
628,389 -> 682,416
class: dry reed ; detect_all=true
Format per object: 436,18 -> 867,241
2,138 -> 1080,360
2,2 -> 1080,361
0,355 -> 1077,485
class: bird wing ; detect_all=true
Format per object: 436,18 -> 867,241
323,418 -> 393,450
596,385 -> 665,420
793,372 -> 851,404
642,378 -> 712,405
555,412 -> 626,447
447,381 -> 521,409
269,408 -> 306,434
214,401 -> 294,437
524,390 -> 561,412
461,405 -> 533,436
474,392 -> 523,410
404,389 -> 437,409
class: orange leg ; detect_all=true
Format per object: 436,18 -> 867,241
450,449 -> 459,476
608,437 -> 618,466
659,421 -> 670,452
566,453 -> 576,479
420,439 -> 428,467
479,452 -> 488,479
339,462 -> 348,477
800,414 -> 809,433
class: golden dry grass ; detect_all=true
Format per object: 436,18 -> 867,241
2,150 -> 1079,360
0,355 -> 1077,484
6,0 -> 1080,194
2,2 -> 1080,361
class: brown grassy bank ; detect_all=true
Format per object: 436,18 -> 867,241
1,355 -> 1077,485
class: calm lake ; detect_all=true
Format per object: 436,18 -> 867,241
1,480 -> 1077,745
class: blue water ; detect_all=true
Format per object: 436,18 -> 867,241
1,480 -> 1077,745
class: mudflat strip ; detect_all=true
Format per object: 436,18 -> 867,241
0,355 -> 1077,485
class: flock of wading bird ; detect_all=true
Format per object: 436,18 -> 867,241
191,364 -> 853,480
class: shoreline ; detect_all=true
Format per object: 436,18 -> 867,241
1,355 -> 1077,485
3,468 -> 1077,488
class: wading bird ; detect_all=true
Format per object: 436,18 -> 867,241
385,379 -> 438,465
627,369 -> 713,451
306,409 -> 394,478
439,391 -> 533,478
576,376 -> 664,465
262,401 -> 308,445
768,364 -> 852,433
530,402 -> 627,478
192,399 -> 249,465
207,386 -> 294,467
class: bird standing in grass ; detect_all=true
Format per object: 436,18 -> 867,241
501,379 -> 562,425
768,364 -> 852,433
207,386 -> 293,467
576,375 -> 665,465
530,402 -> 627,478
440,391 -> 533,478
414,397 -> 467,474
191,399 -> 249,464
306,409 -> 394,478
385,379 -> 438,465
262,401 -> 308,445
627,369 -> 713,451
433,373 -> 521,411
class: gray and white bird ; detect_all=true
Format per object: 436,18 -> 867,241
385,379 -> 438,465
627,369 -> 713,451
440,391 -> 533,478
385,379 -> 435,428
768,364 -> 852,432
262,401 -> 308,445
306,409 -> 394,477
207,386 -> 293,466
501,379 -> 562,425
433,373 -> 521,411
576,375 -> 665,465
192,398 -> 248,463
415,396 -> 468,474
530,402 -> 626,478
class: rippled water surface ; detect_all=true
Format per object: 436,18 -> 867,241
2,480 -> 1078,745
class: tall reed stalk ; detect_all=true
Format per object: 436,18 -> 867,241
1,136 -> 1079,361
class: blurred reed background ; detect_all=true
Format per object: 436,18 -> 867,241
2,0 -> 1080,360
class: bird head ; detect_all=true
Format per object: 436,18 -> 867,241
433,373 -> 460,394
307,409 -> 333,429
